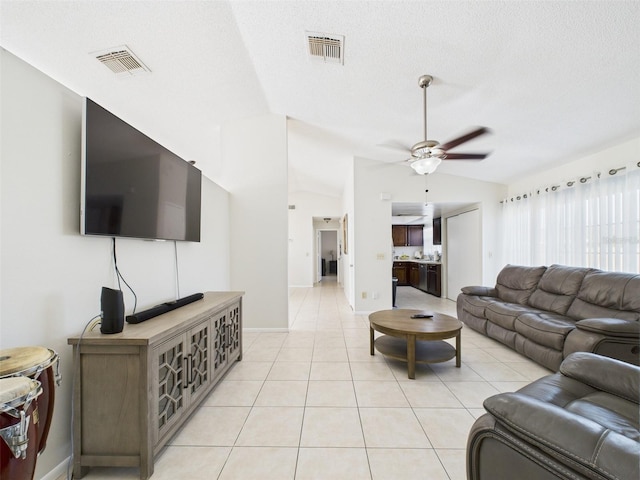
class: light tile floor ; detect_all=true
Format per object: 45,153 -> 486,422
68,279 -> 552,479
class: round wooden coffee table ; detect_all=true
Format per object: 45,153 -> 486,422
369,309 -> 462,379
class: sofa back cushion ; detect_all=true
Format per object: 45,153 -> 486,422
528,264 -> 593,315
495,264 -> 546,305
566,270 -> 640,321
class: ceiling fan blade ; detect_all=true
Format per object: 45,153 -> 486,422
442,153 -> 488,160
439,127 -> 490,151
377,140 -> 412,152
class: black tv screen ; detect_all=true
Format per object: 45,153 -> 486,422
81,98 -> 201,242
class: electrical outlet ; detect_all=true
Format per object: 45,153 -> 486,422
361,291 -> 367,299
372,292 -> 379,299
376,253 -> 385,260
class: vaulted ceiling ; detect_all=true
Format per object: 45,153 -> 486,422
2,1 -> 639,198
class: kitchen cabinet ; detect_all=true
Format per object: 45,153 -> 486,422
409,263 -> 420,288
394,261 -> 440,295
427,264 -> 442,297
392,225 -> 424,247
393,261 -> 409,286
392,225 -> 407,247
433,217 -> 442,245
407,225 -> 424,246
68,292 -> 243,480
418,263 -> 428,292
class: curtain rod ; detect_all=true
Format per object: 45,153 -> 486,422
500,161 -> 639,203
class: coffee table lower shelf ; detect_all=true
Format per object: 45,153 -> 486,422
374,335 -> 457,366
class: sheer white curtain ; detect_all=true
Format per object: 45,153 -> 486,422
502,162 -> 640,273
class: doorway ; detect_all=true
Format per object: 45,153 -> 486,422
316,229 -> 339,283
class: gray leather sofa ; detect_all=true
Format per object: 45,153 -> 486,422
457,264 -> 640,370
467,352 -> 640,480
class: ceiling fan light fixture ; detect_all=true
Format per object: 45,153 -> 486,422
395,74 -> 490,172
410,156 -> 441,175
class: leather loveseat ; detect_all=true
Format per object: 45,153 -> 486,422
467,352 -> 640,480
456,264 -> 640,371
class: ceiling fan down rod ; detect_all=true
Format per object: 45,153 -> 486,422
419,75 -> 433,142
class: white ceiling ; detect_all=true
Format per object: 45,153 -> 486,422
2,1 -> 639,199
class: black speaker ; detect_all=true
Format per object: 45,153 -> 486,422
126,292 -> 204,324
100,287 -> 124,334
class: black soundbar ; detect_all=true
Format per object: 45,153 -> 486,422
126,292 -> 204,324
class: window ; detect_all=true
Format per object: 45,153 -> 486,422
501,164 -> 640,273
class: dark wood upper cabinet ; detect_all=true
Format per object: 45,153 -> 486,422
392,225 -> 408,247
407,225 -> 423,246
392,225 -> 424,247
433,217 -> 442,245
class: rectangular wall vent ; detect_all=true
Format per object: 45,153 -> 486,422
92,45 -> 150,76
288,205 -> 296,210
306,32 -> 344,65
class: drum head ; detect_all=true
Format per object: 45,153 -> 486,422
0,377 -> 39,405
0,347 -> 53,377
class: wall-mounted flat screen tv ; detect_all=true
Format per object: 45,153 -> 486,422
81,98 -> 201,242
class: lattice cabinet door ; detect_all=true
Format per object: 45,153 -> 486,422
226,302 -> 242,361
154,334 -> 187,444
186,320 -> 211,405
211,310 -> 229,381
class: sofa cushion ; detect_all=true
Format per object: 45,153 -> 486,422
566,270 -> 640,321
565,391 -> 640,441
495,264 -> 546,305
485,302 -> 544,331
515,313 -> 575,350
528,264 -> 592,315
487,322 -> 517,348
459,294 -> 498,318
517,369 -> 596,406
514,335 -> 564,371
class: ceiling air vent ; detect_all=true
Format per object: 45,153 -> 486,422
306,32 -> 344,65
92,45 -> 150,76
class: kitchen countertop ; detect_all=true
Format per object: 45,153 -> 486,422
394,259 -> 442,264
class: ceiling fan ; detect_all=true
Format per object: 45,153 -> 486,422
390,75 -> 491,175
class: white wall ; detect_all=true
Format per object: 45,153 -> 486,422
341,162 -> 356,308
507,136 -> 640,195
288,191 -> 342,287
353,158 -> 507,312
220,114 -> 289,331
0,49 -> 231,479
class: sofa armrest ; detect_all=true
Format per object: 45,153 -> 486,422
575,318 -> 640,338
564,327 -> 640,367
559,352 -> 640,403
461,286 -> 498,297
484,392 -> 640,480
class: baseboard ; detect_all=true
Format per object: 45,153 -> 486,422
40,457 -> 69,480
243,327 -> 290,333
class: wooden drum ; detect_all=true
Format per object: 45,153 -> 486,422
0,376 -> 42,480
0,347 -> 61,455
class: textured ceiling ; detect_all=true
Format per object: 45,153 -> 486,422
2,1 -> 639,198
